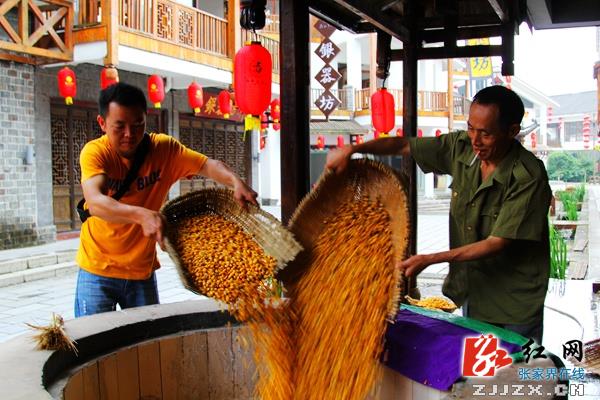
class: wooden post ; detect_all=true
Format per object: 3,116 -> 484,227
369,33 -> 377,94
403,4 -> 419,293
447,58 -> 454,132
280,0 -> 310,224
18,0 -> 27,45
228,0 -> 241,57
103,0 -> 119,66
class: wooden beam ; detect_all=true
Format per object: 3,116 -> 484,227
501,22 -> 514,75
0,0 -> 22,43
227,0 -> 240,58
403,2 -> 418,294
308,2 -> 363,34
0,40 -> 71,59
280,0 -> 311,224
421,25 -> 504,44
391,44 -> 503,60
19,0 -> 27,44
331,0 -> 409,41
103,0 -> 119,65
488,0 -> 508,22
0,51 -> 36,64
26,4 -> 67,51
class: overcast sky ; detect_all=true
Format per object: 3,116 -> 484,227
513,24 -> 598,96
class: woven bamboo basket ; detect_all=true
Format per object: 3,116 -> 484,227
160,188 -> 302,297
278,158 -> 411,316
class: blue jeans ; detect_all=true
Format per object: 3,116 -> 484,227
74,269 -> 159,317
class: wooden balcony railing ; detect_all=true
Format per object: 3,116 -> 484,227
119,0 -> 228,57
241,29 -> 280,75
0,0 -> 73,63
75,0 -> 229,57
355,88 -> 466,116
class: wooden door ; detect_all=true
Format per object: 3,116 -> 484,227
178,115 -> 250,195
51,101 -> 165,232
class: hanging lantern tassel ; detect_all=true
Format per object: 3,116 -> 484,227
26,313 -> 78,354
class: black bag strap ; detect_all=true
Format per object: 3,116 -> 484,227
77,134 -> 151,223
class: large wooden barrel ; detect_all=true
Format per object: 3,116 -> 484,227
0,299 -> 565,399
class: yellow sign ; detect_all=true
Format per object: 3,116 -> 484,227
468,38 -> 493,78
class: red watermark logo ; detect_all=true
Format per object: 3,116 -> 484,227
463,334 -> 513,377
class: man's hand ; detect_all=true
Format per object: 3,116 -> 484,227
137,208 -> 166,250
325,145 -> 353,174
398,254 -> 433,277
233,179 -> 258,210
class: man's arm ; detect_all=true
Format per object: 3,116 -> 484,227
81,174 -> 165,246
326,137 -> 411,174
400,236 -> 511,277
197,159 -> 258,208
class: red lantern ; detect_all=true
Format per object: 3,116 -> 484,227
337,135 -> 344,147
147,75 -> 165,108
270,98 -> 281,123
531,132 -> 537,149
435,129 -> 442,137
234,41 -> 272,131
356,135 -> 364,145
418,129 -> 423,138
187,82 -> 204,115
396,128 -> 404,137
218,90 -> 232,119
371,88 -> 395,135
316,135 -> 325,150
273,123 -> 280,131
261,112 -> 269,130
57,67 -> 76,105
100,65 -> 119,89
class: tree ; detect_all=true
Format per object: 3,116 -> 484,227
547,152 -> 594,182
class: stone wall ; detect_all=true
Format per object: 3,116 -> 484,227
0,61 -> 54,249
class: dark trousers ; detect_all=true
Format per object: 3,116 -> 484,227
462,301 -> 544,344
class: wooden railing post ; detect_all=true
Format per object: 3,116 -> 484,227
228,0 -> 240,57
103,0 -> 119,65
18,0 -> 28,45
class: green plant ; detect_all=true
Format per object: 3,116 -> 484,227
549,222 -> 568,279
547,152 -> 594,182
563,200 -> 579,221
574,184 -> 586,203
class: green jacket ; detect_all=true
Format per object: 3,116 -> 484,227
409,131 -> 551,325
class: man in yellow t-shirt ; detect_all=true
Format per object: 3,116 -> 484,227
75,82 -> 257,317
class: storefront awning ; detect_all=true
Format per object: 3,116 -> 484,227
309,120 -> 368,135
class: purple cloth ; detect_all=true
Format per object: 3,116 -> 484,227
383,309 -> 523,391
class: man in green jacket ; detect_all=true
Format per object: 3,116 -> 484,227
326,85 -> 551,344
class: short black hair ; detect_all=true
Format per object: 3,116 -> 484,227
472,85 -> 524,132
98,82 -> 147,117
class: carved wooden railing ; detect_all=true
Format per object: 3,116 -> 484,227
241,29 -> 280,75
355,88 -> 462,115
0,0 -> 73,63
119,0 -> 229,57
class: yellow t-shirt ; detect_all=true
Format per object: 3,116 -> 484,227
76,133 -> 207,279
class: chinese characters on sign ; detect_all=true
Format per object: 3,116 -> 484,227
462,334 -> 513,377
314,20 -> 340,120
467,38 -> 493,79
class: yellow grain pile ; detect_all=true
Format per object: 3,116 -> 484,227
173,215 -> 277,305
247,197 -> 398,400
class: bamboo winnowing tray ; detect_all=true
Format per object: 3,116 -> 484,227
278,158 -> 411,310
